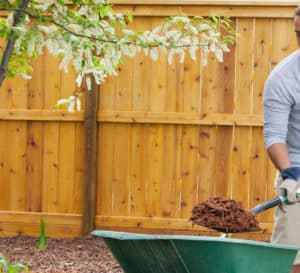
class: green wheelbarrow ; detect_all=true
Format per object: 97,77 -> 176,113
92,230 -> 300,273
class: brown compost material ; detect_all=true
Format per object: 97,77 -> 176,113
0,235 -> 123,273
190,197 -> 261,233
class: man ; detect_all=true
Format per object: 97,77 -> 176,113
263,6 -> 300,273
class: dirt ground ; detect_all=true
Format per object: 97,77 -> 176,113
0,235 -> 124,273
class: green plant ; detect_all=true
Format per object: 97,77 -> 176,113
0,253 -> 28,273
0,1 -> 237,87
36,218 -> 47,250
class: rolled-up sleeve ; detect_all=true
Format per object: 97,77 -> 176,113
263,79 -> 293,149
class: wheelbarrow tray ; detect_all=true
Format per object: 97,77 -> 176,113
92,230 -> 300,273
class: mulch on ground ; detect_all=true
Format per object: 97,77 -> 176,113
190,197 -> 261,233
0,235 -> 123,273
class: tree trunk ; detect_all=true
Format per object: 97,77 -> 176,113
0,0 -> 32,87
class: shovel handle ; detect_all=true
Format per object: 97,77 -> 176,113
249,188 -> 300,215
249,197 -> 282,215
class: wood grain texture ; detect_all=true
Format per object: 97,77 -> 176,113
0,5 -> 296,238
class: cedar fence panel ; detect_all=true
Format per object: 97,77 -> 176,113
95,1 -> 298,241
0,1 -> 298,240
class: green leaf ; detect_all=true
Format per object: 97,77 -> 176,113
0,254 -> 27,273
99,6 -> 105,18
13,264 -> 28,273
127,13 -> 133,23
36,218 -> 47,250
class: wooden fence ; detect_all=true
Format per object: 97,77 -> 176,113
0,0 -> 298,240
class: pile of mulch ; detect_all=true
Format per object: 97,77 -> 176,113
190,197 -> 261,233
0,235 -> 123,273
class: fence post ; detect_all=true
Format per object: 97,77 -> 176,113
82,78 -> 99,235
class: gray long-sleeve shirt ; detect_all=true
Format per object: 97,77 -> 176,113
263,49 -> 300,167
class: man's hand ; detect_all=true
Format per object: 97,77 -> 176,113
279,178 -> 300,203
279,167 -> 300,204
281,167 -> 300,180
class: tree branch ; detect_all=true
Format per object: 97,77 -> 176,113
0,0 -> 32,87
0,7 -> 118,44
0,7 -> 210,48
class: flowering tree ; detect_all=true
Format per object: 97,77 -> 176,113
0,0 -> 236,91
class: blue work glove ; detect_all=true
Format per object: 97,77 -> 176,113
279,167 -> 300,204
281,167 -> 300,180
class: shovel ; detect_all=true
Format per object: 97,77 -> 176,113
220,192 -> 299,238
249,196 -> 285,215
250,188 -> 300,215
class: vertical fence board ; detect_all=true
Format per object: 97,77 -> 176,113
162,124 -> 177,218
58,122 -> 76,213
180,126 -> 199,218
42,53 -> 61,213
163,55 -> 183,218
130,124 -> 148,217
219,19 -> 236,114
249,18 -> 272,220
271,18 -> 290,69
97,123 -> 114,216
200,62 -> 218,199
289,18 -> 298,53
147,124 -> 164,217
26,55 -> 45,212
97,56 -> 116,216
145,17 -> 167,218
58,70 -> 76,213
9,121 -> 27,211
73,123 -> 84,214
9,77 -> 28,211
198,126 -> 216,202
112,55 -> 132,216
0,59 -> 10,210
231,18 -> 254,207
26,120 -> 43,213
129,17 -> 150,217
180,53 -> 201,217
42,122 -> 59,213
213,20 -> 236,197
0,121 -> 9,210
214,126 -> 233,197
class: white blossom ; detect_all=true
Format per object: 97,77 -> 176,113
151,26 -> 162,36
201,51 -> 208,66
143,48 -> 149,56
35,2 -> 53,11
198,24 -> 212,32
27,39 -> 35,57
215,47 -> 223,62
170,16 -> 190,24
167,49 -> 174,64
59,46 -> 72,72
6,12 -> 13,27
150,47 -> 158,61
76,74 -> 83,87
185,24 -> 198,35
86,76 -> 92,90
0,1 -> 236,92
19,73 -> 32,80
77,6 -> 89,16
221,43 -> 230,52
179,50 -> 185,63
189,46 -> 197,61
38,25 -> 58,34
166,30 -> 181,41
